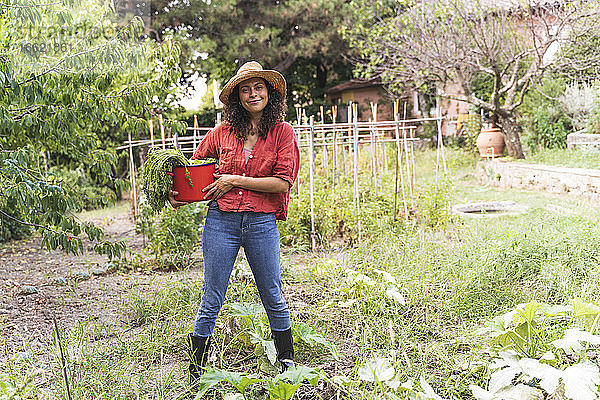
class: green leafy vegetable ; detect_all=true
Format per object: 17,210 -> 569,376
142,148 -> 188,213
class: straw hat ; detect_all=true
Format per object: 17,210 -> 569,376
219,61 -> 287,105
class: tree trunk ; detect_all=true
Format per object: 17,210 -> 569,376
496,113 -> 525,159
316,62 -> 328,88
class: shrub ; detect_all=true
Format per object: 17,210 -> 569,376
525,105 -> 572,150
560,82 -> 598,132
0,199 -> 33,242
124,202 -> 206,270
48,166 -> 114,211
147,204 -> 203,268
520,76 -> 573,151
586,89 -> 600,134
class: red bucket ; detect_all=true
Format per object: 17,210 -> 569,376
172,163 -> 216,202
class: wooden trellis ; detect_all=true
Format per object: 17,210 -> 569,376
119,103 -> 447,250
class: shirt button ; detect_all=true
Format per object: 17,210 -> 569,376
249,155 -> 253,159
242,173 -> 246,176
238,191 -> 243,195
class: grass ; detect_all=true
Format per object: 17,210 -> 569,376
3,147 -> 600,399
520,148 -> 600,169
77,200 -> 130,220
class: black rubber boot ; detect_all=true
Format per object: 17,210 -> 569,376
188,334 -> 211,386
272,328 -> 295,372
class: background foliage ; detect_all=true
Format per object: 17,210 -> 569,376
0,0 -> 183,258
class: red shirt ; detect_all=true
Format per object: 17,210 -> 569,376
191,121 -> 300,220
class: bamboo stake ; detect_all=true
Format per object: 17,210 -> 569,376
295,106 -> 302,125
376,102 -> 388,174
370,102 -> 381,193
128,131 -> 138,217
309,116 -> 316,180
410,139 -> 416,191
193,115 -> 198,151
352,111 -> 362,242
368,118 -> 378,195
332,105 -> 338,188
158,114 -> 166,149
342,104 -> 351,176
297,126 -> 302,204
320,105 -> 328,179
149,119 -> 154,147
402,103 -> 414,210
393,100 -> 408,221
435,104 -> 448,182
439,106 -> 447,174
309,116 -> 317,251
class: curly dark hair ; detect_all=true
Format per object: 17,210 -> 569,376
223,79 -> 287,141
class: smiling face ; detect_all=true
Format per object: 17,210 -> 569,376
238,77 -> 269,120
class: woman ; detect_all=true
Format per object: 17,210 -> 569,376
168,61 -> 300,383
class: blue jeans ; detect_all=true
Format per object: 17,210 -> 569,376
193,202 -> 291,337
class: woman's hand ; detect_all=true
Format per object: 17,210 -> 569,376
202,173 -> 237,200
167,190 -> 189,208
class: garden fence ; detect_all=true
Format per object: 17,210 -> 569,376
119,103 -> 448,250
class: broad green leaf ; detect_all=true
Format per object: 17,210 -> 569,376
540,351 -> 557,366
192,368 -> 263,397
358,357 -> 395,382
519,358 -> 561,394
385,287 -> 406,305
541,304 -> 572,317
267,381 -> 301,400
571,299 -> 600,331
293,322 -> 339,360
470,384 -> 543,400
254,339 -> 277,365
488,366 -> 520,393
214,370 -> 263,393
275,365 -> 320,386
562,362 -> 600,400
193,368 -> 229,399
331,375 -> 352,386
513,301 -> 543,325
469,385 -> 494,400
551,328 -> 600,355
228,302 -> 265,317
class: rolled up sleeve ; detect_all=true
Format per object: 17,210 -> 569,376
272,123 -> 300,190
191,124 -> 221,160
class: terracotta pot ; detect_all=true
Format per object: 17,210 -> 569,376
476,127 -> 505,158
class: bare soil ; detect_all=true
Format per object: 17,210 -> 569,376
0,208 -> 156,356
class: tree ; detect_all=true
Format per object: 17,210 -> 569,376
343,0 -> 600,158
1,0 -> 183,256
151,0 -> 355,111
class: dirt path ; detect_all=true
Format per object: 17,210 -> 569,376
0,208 -> 169,356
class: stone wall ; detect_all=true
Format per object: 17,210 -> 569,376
567,133 -> 600,151
476,159 -> 600,201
